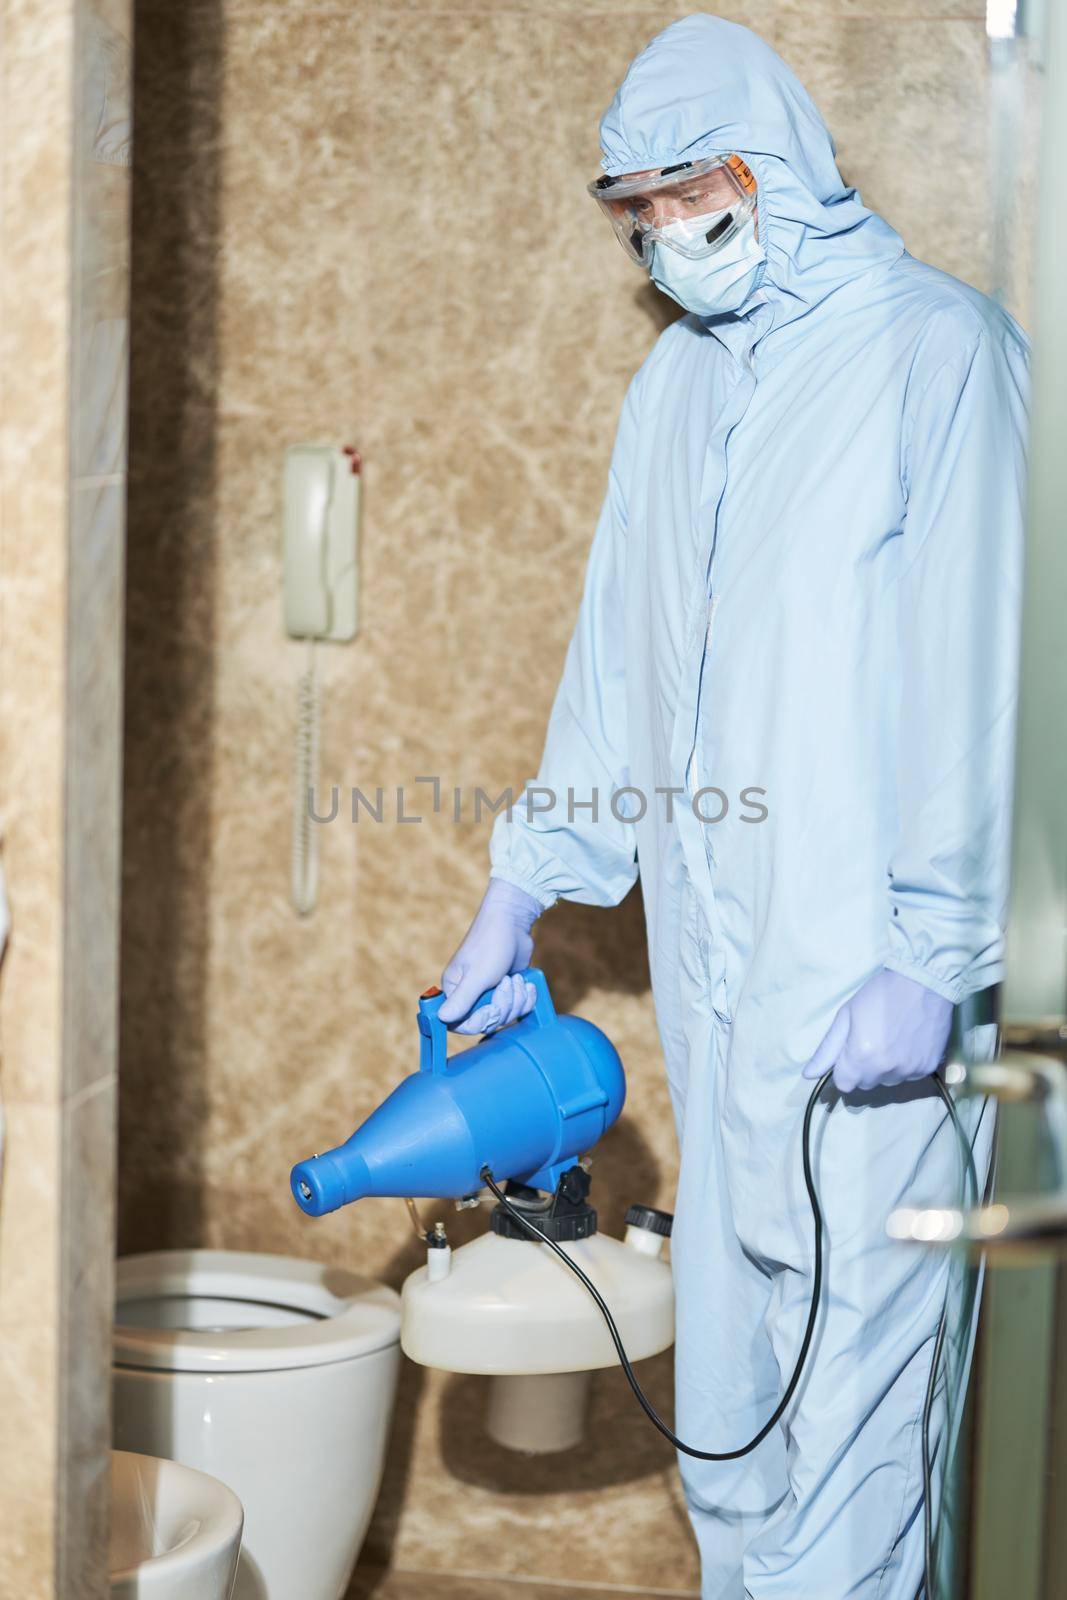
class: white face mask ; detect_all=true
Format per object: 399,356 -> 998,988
650,210 -> 766,317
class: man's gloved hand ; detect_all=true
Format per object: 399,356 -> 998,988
437,878 -> 543,1035
802,968 -> 953,1093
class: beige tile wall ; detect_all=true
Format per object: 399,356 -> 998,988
120,3 -> 1014,1594
0,0 -> 131,1595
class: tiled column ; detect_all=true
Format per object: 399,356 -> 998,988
0,1 -> 131,1594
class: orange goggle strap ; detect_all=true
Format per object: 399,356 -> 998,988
725,153 -> 757,194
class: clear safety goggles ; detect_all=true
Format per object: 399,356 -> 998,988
588,153 -> 757,267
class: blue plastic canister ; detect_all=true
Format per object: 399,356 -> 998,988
290,969 -> 625,1216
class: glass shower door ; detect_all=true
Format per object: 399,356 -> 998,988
896,2 -> 1067,1592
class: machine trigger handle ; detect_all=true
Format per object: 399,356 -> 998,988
417,967 -> 555,1075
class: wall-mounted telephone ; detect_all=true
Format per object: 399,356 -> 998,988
283,443 -> 360,641
282,444 -> 361,916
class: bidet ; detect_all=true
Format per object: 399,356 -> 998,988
109,1449 -> 242,1599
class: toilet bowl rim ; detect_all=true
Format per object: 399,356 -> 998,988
114,1249 -> 401,1373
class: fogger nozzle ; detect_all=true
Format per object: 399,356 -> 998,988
291,1149 -> 371,1214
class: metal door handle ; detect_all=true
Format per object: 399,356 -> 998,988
887,1050 -> 1067,1254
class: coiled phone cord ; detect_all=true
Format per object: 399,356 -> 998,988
291,640 -> 320,917
483,1070 -> 981,1591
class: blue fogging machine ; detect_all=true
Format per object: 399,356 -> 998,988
290,968 -> 627,1213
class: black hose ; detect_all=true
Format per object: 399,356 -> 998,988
480,1067 -> 832,1461
919,1078 -> 984,1598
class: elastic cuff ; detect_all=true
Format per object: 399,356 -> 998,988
882,957 -> 967,1006
489,871 -> 557,915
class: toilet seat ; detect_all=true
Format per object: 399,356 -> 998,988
115,1250 -> 400,1373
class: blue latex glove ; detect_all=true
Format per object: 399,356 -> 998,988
438,878 -> 543,1035
802,968 -> 953,1093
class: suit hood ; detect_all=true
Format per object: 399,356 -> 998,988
599,14 -> 904,323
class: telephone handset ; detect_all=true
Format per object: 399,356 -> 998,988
283,443 -> 360,641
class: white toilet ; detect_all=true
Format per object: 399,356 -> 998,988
113,1250 -> 400,1600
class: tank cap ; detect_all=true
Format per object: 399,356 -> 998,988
625,1204 -> 673,1238
491,1201 -> 598,1243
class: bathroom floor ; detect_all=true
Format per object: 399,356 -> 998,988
348,1571 -> 699,1600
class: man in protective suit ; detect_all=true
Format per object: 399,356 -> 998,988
439,16 -> 1028,1596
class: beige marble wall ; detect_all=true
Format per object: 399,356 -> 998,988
0,9 -> 71,1587
0,0 -> 131,1594
121,3 -> 1007,1594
